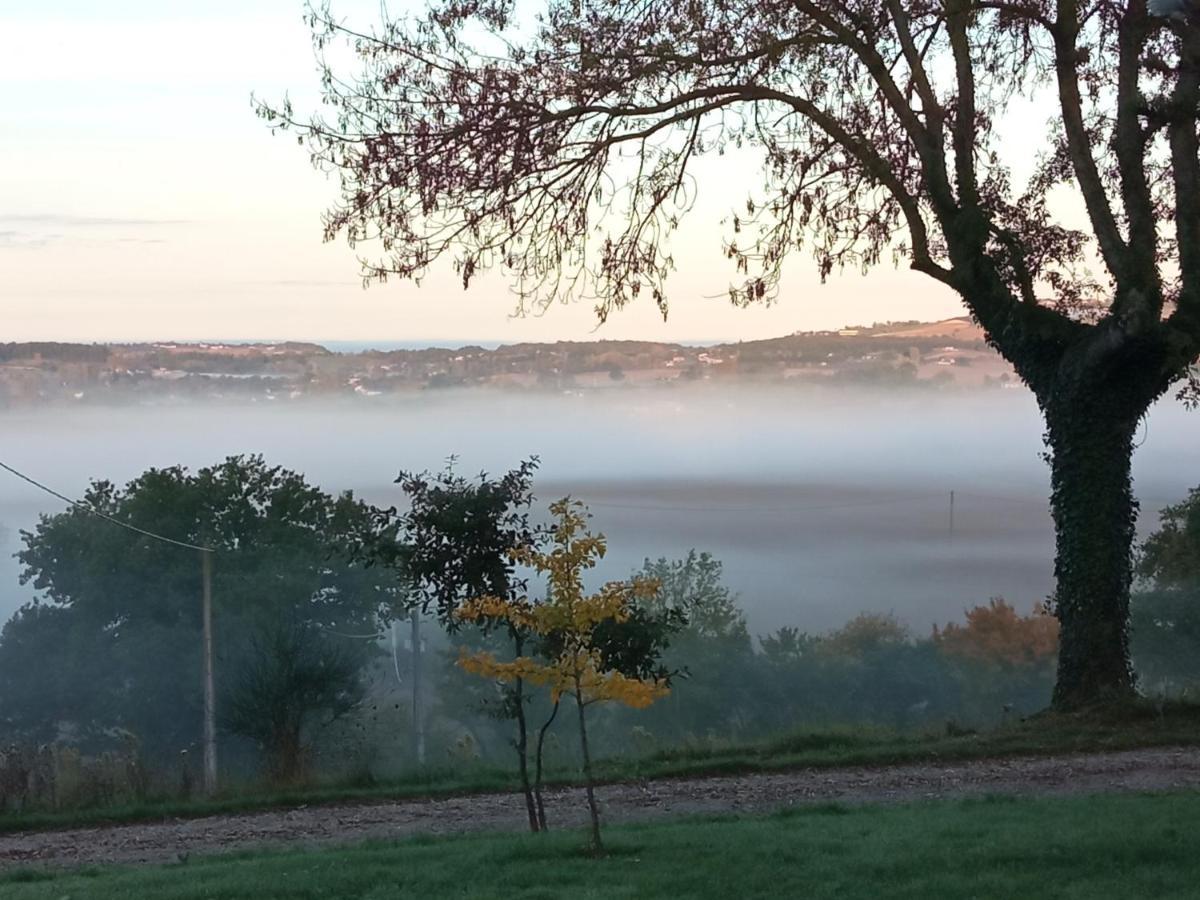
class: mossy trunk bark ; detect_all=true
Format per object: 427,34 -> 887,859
1045,402 -> 1141,711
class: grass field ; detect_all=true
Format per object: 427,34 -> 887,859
3,790 -> 1199,898
3,702 -> 1198,836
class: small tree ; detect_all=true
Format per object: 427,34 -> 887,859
457,499 -> 671,854
638,551 -> 749,645
222,622 -> 367,784
634,552 -> 753,740
391,459 -> 546,831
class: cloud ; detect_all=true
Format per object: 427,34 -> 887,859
0,214 -> 182,250
0,230 -> 62,249
259,279 -> 360,288
0,214 -> 188,228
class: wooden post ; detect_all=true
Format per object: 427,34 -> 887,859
411,608 -> 425,768
201,548 -> 218,794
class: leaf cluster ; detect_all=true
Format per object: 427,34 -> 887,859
455,499 -> 681,709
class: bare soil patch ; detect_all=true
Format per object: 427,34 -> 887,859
2,745 -> 1198,870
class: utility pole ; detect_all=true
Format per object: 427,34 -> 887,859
201,548 -> 218,794
411,608 -> 425,769
948,490 -> 956,542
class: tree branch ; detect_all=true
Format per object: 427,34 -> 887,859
1170,28 -> 1200,313
946,0 -> 981,215
1112,0 -> 1162,318
971,0 -> 1056,31
1052,0 -> 1129,283
746,86 -> 951,285
794,0 -> 960,217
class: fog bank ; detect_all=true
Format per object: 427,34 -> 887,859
1,384 -> 1195,633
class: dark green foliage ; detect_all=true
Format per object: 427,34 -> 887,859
634,552 -> 757,737
1139,486 -> 1200,589
755,616 -> 968,733
396,458 -> 541,628
1131,487 -> 1200,696
639,551 -> 749,645
586,558 -> 1050,754
222,624 -> 368,784
0,456 -> 399,773
588,604 -> 686,684
1131,588 -> 1200,695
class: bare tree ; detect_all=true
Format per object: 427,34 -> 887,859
259,0 -> 1200,710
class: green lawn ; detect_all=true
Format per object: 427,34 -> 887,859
4,791 -> 1199,899
3,702 -> 1199,835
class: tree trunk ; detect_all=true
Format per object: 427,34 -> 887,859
274,725 -> 305,785
506,628 -> 540,832
512,675 -> 540,832
1044,400 -> 1142,710
572,679 -> 603,854
534,699 -> 560,831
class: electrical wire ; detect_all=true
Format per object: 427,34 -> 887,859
0,459 -> 214,553
580,493 -> 947,514
314,628 -> 384,643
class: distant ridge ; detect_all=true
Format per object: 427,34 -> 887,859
870,317 -> 984,341
0,316 -> 1015,406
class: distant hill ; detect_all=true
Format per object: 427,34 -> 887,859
0,317 -> 1017,406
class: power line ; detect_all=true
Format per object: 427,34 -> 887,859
0,459 -> 214,553
955,490 -> 1045,505
581,493 -> 947,514
317,626 -> 389,640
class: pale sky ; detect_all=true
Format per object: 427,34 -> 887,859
0,1 -> 970,344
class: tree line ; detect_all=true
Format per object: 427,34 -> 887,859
2,455 -> 1198,824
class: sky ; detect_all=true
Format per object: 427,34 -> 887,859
0,1 -> 972,345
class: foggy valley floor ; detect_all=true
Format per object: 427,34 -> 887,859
3,787 -> 1200,898
1,384 -> 1196,633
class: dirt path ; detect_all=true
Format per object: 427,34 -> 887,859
3,746 -> 1199,870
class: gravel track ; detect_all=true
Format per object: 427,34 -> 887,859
3,746 -> 1199,870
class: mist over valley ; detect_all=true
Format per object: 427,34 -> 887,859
2,383 -> 1194,636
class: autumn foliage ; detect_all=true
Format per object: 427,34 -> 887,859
455,498 -> 672,851
934,599 -> 1059,671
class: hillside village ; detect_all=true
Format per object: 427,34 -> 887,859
0,318 -> 1020,407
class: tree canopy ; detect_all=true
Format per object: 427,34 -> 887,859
1138,485 -> 1200,588
0,456 -> 399,767
267,0 -> 1198,359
